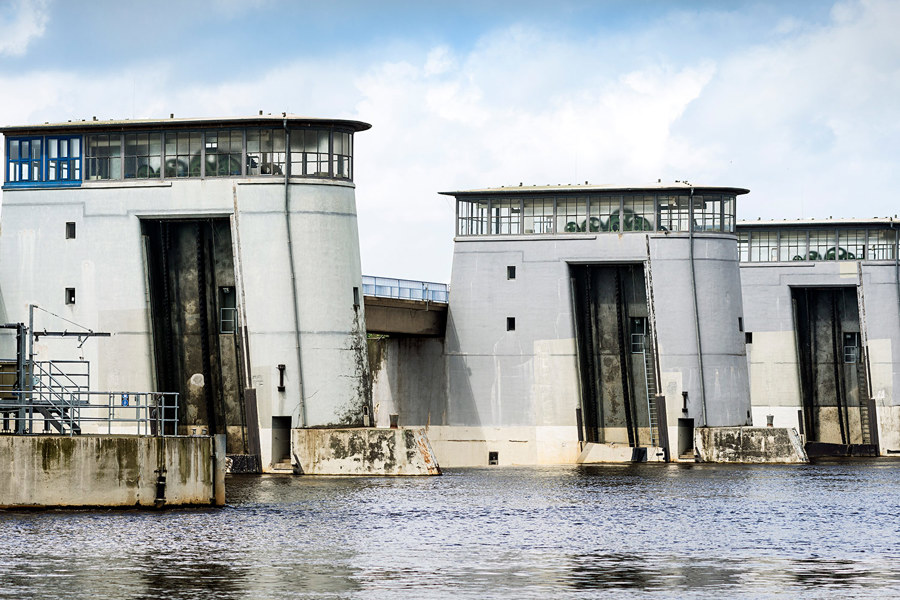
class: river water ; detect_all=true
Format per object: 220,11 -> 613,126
1,460 -> 899,599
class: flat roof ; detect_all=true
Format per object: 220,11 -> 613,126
0,114 -> 372,135
441,181 -> 750,196
737,217 -> 899,228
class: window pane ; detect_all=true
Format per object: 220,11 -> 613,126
779,232 -> 806,261
838,229 -> 865,260
658,195 -> 691,232
693,195 -> 722,232
491,199 -> 521,235
591,196 -> 620,231
458,199 -> 490,235
556,197 -> 587,233
149,134 -> 161,155
808,230 -> 835,261
623,194 -> 655,231
749,231 -> 778,262
524,197 -> 554,233
738,232 -> 749,261
868,229 -> 896,260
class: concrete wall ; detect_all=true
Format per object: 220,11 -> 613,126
0,434 -> 225,508
741,260 -> 900,453
368,336 -> 447,428
650,235 -> 752,428
291,427 -> 441,475
0,177 -> 370,471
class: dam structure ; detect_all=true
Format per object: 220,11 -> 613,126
737,218 -> 900,457
370,182 -> 787,466
0,115 -> 439,477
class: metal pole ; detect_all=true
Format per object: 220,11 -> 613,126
688,188 -> 708,426
283,119 -> 307,427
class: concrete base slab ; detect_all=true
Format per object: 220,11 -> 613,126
695,427 -> 808,463
0,435 -> 225,508
291,427 -> 441,475
577,443 -> 667,463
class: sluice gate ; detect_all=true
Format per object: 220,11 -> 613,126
570,264 -> 659,448
792,287 -> 879,456
142,219 -> 253,459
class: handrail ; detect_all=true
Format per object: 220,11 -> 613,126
361,275 -> 449,303
0,390 -> 180,436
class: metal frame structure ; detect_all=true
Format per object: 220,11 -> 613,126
0,305 -> 179,436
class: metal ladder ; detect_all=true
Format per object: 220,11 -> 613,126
856,352 -> 872,445
643,346 -> 659,447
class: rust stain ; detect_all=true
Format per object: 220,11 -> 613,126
414,431 -> 442,475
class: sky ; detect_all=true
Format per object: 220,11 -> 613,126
1,0 -> 898,282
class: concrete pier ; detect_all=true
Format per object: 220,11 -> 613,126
291,427 -> 441,475
0,435 -> 226,508
694,427 -> 808,463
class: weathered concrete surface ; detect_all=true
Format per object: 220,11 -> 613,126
291,427 -> 441,475
0,435 -> 225,508
364,296 -> 447,336
694,427 -> 808,463
577,442 -> 667,463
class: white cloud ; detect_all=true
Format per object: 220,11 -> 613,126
0,0 -> 49,57
2,1 -> 899,281
670,0 -> 900,219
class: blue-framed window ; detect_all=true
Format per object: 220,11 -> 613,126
6,137 -> 43,183
5,135 -> 82,187
46,136 -> 82,182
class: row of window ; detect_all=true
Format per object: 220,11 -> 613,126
4,127 -> 354,186
457,193 -> 737,236
737,228 -> 898,262
6,136 -> 82,184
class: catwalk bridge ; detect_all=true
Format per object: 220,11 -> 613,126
362,276 -> 448,337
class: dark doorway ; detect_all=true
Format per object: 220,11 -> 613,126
677,418 -> 694,459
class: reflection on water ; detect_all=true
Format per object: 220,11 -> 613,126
2,461 -> 900,599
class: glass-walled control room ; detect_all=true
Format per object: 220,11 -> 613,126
737,225 -> 898,262
455,191 -> 738,236
4,122 -> 356,188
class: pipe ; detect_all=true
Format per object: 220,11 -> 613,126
688,187 -> 708,426
893,219 -> 900,331
283,119 -> 307,427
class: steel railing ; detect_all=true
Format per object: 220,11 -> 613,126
0,390 -> 179,436
361,275 -> 449,303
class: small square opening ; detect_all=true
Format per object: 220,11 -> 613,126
506,317 -> 515,331
745,332 -> 753,344
65,222 -> 76,239
65,288 -> 76,305
507,265 -> 516,280
488,451 -> 499,465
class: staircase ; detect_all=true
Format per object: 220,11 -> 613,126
34,404 -> 82,435
29,361 -> 87,435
